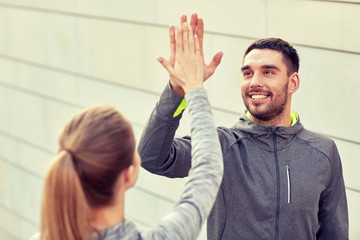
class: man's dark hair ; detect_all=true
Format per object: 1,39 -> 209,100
244,38 -> 299,75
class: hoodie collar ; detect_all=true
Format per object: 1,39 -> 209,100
245,110 -> 299,127
234,111 -> 304,151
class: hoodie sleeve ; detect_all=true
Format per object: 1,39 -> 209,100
141,87 -> 223,240
316,141 -> 349,240
138,83 -> 193,178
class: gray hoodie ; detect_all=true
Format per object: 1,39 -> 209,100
139,83 -> 348,240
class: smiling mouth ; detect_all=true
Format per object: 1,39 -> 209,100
246,91 -> 271,102
251,94 -> 268,99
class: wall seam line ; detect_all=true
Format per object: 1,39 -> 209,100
0,3 -> 359,54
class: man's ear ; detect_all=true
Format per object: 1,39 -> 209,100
289,72 -> 300,94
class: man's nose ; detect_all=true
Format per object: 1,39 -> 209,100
249,72 -> 263,89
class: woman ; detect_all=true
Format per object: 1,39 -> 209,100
29,21 -> 223,240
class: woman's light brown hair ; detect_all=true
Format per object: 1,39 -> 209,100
40,105 -> 135,240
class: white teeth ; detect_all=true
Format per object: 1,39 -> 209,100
251,95 -> 266,99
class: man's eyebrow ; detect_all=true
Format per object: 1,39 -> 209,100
241,65 -> 250,72
262,65 -> 280,70
241,65 -> 280,72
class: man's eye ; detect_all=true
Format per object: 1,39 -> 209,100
243,72 -> 252,76
264,71 -> 273,75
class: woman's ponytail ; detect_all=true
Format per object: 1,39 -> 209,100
40,150 -> 91,240
39,105 -> 135,239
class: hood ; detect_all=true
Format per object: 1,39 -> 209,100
233,112 -> 304,151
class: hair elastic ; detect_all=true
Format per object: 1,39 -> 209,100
63,148 -> 75,159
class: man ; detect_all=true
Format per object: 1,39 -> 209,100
138,14 -> 348,240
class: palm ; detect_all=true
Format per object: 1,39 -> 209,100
172,51 -> 222,81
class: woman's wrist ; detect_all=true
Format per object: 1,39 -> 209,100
183,83 -> 204,93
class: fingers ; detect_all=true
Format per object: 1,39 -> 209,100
176,25 -> 183,55
190,13 -> 197,35
180,14 -> 187,26
197,18 -> 204,38
157,57 -> 174,75
206,51 -> 224,75
182,23 -> 189,51
179,15 -> 187,52
182,23 -> 199,54
197,18 -> 204,57
175,14 -> 203,56
188,26 -> 195,53
194,34 -> 201,57
169,25 -> 175,67
211,51 -> 224,67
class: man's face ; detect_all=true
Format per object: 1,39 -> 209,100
241,49 -> 291,123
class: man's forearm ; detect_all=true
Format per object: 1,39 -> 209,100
138,83 -> 192,178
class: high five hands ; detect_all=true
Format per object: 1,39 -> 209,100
157,13 -> 223,97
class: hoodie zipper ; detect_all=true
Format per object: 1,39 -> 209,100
272,132 -> 280,240
286,165 -> 291,204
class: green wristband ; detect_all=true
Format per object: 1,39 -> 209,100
173,99 -> 188,118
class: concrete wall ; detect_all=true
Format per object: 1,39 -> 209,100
0,0 -> 359,239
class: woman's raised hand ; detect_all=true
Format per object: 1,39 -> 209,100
158,22 -> 204,94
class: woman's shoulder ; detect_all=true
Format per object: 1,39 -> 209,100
27,219 -> 141,240
98,219 -> 141,240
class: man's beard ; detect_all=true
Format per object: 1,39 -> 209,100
243,82 -> 288,122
